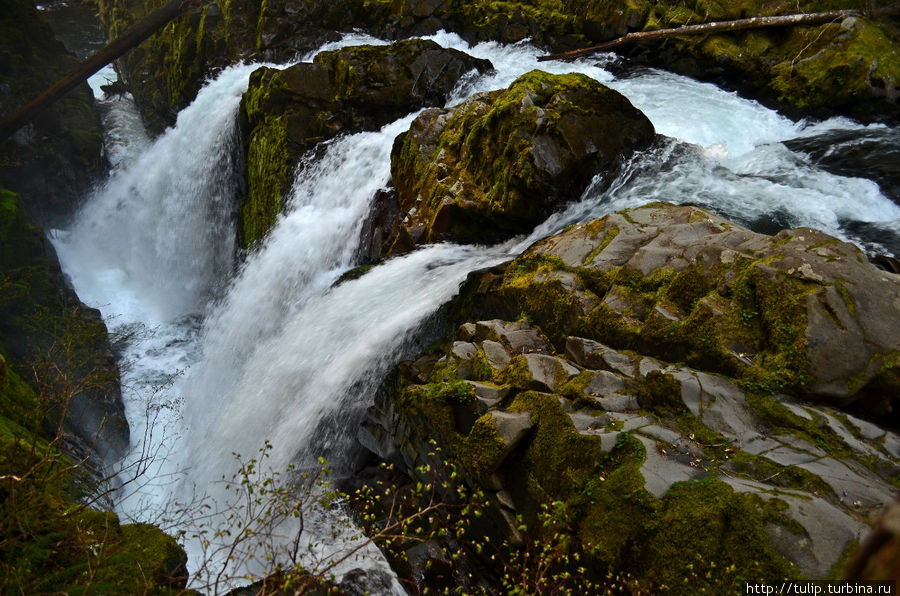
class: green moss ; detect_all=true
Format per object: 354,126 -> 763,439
644,477 -> 796,593
826,538 -> 859,580
496,355 -> 533,389
746,393 -> 849,458
459,414 -> 507,477
505,391 -> 609,517
636,370 -> 687,417
470,349 -> 495,382
241,116 -> 291,249
0,347 -> 185,594
770,18 -> 900,114
576,433 -> 653,565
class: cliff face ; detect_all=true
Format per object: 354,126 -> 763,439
100,0 -> 899,134
1,4 -> 189,592
0,0 -> 105,227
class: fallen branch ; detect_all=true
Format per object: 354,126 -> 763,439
0,0 -> 207,140
537,10 -> 858,62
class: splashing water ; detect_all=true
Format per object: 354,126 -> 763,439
53,30 -> 900,593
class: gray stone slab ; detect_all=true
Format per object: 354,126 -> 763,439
669,369 -> 701,417
523,353 -> 579,392
820,411 -> 883,460
568,411 -> 609,432
481,339 -> 511,369
722,476 -> 869,578
577,429 -> 620,453
607,411 -> 654,432
695,371 -> 760,442
593,392 -> 640,412
770,434 -> 827,458
583,370 -> 627,396
457,322 -> 476,341
740,435 -> 782,455
565,337 -> 636,377
451,341 -> 477,360
777,398 -> 814,420
504,328 -> 548,353
797,457 -> 896,508
490,411 -> 534,466
638,424 -> 683,445
762,447 -> 821,467
884,432 -> 900,458
843,413 -> 888,442
638,356 -> 665,378
636,436 -> 703,498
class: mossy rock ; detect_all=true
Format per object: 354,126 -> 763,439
238,39 -> 492,248
1,345 -> 186,594
494,203 -> 900,415
0,188 -> 128,461
386,70 -> 655,253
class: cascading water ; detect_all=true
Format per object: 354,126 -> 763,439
53,29 -> 900,594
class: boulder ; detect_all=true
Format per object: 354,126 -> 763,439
384,70 -> 655,253
494,202 -> 900,417
238,39 -> 492,247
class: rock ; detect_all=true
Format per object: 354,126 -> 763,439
635,435 -> 703,498
385,70 -> 654,252
490,410 -> 534,464
497,203 -> 900,416
565,337 -> 636,377
366,311 -> 900,591
725,477 -> 868,579
239,39 -> 492,247
797,458 -> 896,510
0,189 -> 128,461
512,353 -> 580,392
785,127 -> 900,203
0,0 -> 104,226
475,319 -> 550,353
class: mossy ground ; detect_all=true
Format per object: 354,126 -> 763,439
393,360 -> 801,592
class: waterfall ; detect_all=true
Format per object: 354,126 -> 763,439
53,29 -> 900,594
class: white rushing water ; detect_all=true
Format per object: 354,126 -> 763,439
53,30 -> 900,594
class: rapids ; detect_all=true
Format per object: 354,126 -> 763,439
51,30 -> 900,592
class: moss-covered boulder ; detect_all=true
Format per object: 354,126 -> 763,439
484,202 -> 900,418
0,0 -> 104,226
238,39 -> 492,248
383,70 -> 654,253
363,316 -> 897,591
1,188 -> 128,461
